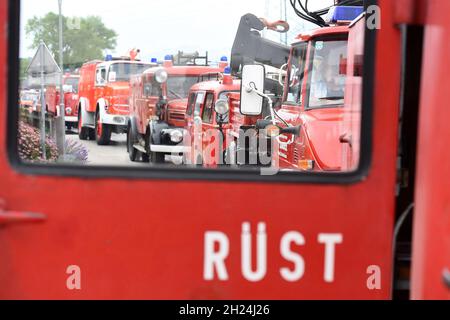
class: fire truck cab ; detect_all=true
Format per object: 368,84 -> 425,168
45,74 -> 80,129
184,70 -> 242,167
237,8 -> 364,172
127,55 -> 224,163
77,57 -> 155,145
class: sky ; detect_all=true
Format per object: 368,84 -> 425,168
20,0 -> 334,63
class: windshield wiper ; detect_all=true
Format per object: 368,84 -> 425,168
169,90 -> 183,99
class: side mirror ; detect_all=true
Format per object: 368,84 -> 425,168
240,64 -> 265,116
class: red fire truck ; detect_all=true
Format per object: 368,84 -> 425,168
1,0 -> 449,300
229,10 -> 363,172
77,57 -> 155,145
127,55 -> 224,163
183,70 -> 242,167
45,74 -> 80,129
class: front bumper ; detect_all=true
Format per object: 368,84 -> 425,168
65,116 -> 78,123
102,113 -> 128,127
149,145 -> 190,154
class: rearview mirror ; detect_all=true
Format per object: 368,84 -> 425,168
240,64 -> 265,116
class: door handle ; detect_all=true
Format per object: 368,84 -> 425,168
0,200 -> 46,226
0,210 -> 47,226
443,268 -> 450,289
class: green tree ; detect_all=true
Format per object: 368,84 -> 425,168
19,57 -> 31,80
26,13 -> 117,69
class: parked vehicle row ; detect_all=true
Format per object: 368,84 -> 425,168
19,5 -> 366,175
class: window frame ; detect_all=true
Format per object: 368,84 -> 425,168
284,42 -> 308,106
7,0 -> 377,184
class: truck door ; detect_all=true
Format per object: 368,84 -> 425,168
2,0 -> 403,299
411,0 -> 450,299
201,92 -> 219,165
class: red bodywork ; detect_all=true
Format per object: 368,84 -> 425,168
45,75 -> 80,122
0,0 -> 449,300
78,61 -> 132,116
271,26 -> 352,172
184,77 -> 242,166
129,64 -> 223,136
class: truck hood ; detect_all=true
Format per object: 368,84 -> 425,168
167,98 -> 188,112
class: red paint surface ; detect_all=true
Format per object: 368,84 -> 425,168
1,0 -> 445,299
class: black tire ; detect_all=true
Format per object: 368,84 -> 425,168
78,110 -> 90,140
149,151 -> 165,164
145,133 -> 165,164
95,111 -> 112,146
141,153 -> 150,163
127,124 -> 139,162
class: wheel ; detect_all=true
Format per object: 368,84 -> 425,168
78,110 -> 90,140
127,124 -> 139,162
141,153 -> 150,163
145,133 -> 165,164
149,151 -> 165,164
95,111 -> 112,145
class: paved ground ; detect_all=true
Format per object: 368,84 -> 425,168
66,130 -> 147,167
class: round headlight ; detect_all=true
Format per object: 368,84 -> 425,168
170,130 -> 183,143
214,99 -> 229,116
264,124 -> 281,138
155,68 -> 168,84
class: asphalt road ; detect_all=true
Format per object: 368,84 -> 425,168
66,130 -> 147,167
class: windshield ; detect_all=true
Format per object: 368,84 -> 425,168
308,39 -> 348,109
167,76 -> 200,100
64,77 -> 79,93
109,63 -> 151,82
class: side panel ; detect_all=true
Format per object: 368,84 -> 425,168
411,0 -> 450,300
1,0 -> 402,299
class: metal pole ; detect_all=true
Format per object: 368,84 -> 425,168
39,43 -> 47,161
283,0 -> 288,45
57,0 -> 66,156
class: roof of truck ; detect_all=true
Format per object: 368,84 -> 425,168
293,25 -> 349,44
190,79 -> 241,93
143,65 -> 222,77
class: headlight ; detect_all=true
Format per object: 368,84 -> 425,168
170,130 -> 183,143
155,68 -> 168,84
214,98 -> 229,115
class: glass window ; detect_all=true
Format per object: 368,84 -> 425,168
307,39 -> 348,109
109,63 -> 151,82
202,93 -> 214,123
14,0 -> 370,179
285,44 -> 307,104
167,76 -> 200,100
186,93 -> 197,116
64,77 -> 79,94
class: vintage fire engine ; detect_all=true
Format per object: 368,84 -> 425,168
127,54 -> 224,163
183,69 -> 242,167
78,57 -> 155,145
44,74 -> 80,129
1,0 -> 449,300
